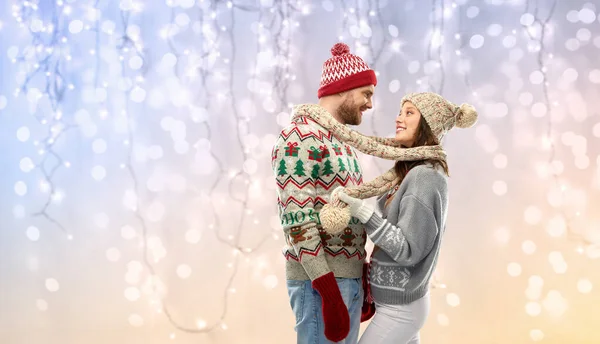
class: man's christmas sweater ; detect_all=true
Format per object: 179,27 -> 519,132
271,104 -> 367,281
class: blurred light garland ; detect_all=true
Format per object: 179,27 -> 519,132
12,0 -> 75,238
264,0 -> 300,111
423,0 -> 448,291
456,2 -> 475,98
522,0 -> 595,251
115,0 -> 304,334
426,0 -> 445,95
116,0 -> 232,334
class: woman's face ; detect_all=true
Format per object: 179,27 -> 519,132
395,101 -> 422,147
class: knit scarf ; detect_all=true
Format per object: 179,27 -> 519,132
291,104 -> 447,233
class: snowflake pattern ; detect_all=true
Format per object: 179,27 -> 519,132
372,265 -> 385,284
371,263 -> 411,291
396,268 -> 410,288
384,227 -> 402,245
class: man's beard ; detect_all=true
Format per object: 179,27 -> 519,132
337,98 -> 362,125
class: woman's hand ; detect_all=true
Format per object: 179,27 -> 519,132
334,187 -> 375,223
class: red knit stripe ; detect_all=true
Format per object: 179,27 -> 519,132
280,125 -> 334,142
320,55 -> 372,86
318,69 -> 377,98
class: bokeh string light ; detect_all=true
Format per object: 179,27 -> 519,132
423,0 -> 449,292
455,2 -> 475,99
116,1 -> 235,334
518,4 -> 594,338
110,0 -> 170,331
115,1 -> 304,334
92,0 -> 101,88
12,1 -> 75,238
250,1 -> 302,134
191,1 -> 305,332
522,1 -> 600,256
426,0 -> 445,95
519,8 -> 599,339
522,0 -> 598,254
171,0 -> 234,333
264,1 -> 301,112
190,0 -> 228,281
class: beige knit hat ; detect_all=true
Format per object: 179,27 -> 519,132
401,92 -> 478,143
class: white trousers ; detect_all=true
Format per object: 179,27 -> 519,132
358,292 -> 430,344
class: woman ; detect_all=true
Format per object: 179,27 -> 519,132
334,92 -> 478,344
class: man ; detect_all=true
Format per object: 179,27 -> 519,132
271,42 -> 377,343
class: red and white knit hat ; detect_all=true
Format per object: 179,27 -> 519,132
317,43 -> 378,98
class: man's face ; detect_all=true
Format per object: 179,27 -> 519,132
335,85 -> 374,125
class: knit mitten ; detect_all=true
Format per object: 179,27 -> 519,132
336,188 -> 375,223
312,272 -> 350,342
361,262 -> 376,322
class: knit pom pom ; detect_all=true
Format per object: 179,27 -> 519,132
320,203 -> 351,234
455,103 -> 478,128
331,42 -> 350,56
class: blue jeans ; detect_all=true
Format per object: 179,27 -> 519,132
287,277 -> 363,344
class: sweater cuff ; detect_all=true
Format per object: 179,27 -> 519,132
355,204 -> 375,223
364,212 -> 385,233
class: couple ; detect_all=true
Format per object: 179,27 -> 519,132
271,43 -> 477,344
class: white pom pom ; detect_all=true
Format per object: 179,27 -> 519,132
456,103 -> 478,128
320,204 -> 350,234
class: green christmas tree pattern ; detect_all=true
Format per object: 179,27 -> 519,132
337,158 -> 346,172
294,160 -> 306,176
353,159 -> 360,173
311,164 -> 320,179
322,159 -> 334,176
277,159 -> 287,176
